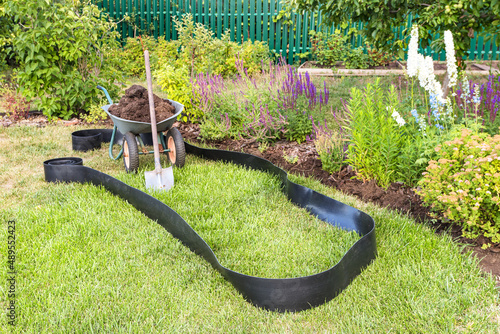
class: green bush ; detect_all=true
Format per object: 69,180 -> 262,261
309,30 -> 374,69
173,14 -> 270,78
156,39 -> 181,69
309,30 -> 349,68
284,111 -> 312,144
109,36 -> 179,78
115,36 -> 162,77
109,14 -> 270,81
226,40 -> 270,77
154,65 -> 197,122
344,46 -> 370,69
366,44 -> 394,67
0,0 -> 14,69
7,0 -> 121,119
418,128 -> 500,244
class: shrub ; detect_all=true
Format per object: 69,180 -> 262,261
7,0 -> 121,119
115,36 -> 162,77
0,0 -> 14,69
173,14 -> 270,78
366,44 -> 394,67
156,39 -> 180,66
284,111 -> 313,143
109,36 -> 179,78
418,128 -> 500,244
154,65 -> 197,122
309,30 -> 373,69
173,13 -> 215,78
79,103 -> 108,124
344,46 -> 370,69
233,40 -> 271,77
309,30 -> 349,67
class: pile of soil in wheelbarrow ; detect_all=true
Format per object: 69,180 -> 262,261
108,85 -> 176,123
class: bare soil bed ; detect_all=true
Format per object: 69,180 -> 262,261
108,85 -> 176,123
179,122 -> 500,283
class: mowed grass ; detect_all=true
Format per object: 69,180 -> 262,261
0,125 -> 499,333
120,159 -> 360,278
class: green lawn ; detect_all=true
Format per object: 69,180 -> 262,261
1,125 -> 499,333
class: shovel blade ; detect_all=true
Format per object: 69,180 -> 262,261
145,166 -> 174,191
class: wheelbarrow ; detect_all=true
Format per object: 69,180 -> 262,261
97,85 -> 186,173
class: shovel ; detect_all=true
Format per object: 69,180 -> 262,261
143,49 -> 174,191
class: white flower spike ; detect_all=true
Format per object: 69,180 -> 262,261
444,30 -> 458,88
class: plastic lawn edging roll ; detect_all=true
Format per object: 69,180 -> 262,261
44,136 -> 376,312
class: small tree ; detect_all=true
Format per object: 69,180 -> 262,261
6,0 -> 122,119
287,0 -> 500,62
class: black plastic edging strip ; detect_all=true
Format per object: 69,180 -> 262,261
45,134 -> 376,312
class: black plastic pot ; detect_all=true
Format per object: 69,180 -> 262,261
71,129 -> 124,152
72,130 -> 103,152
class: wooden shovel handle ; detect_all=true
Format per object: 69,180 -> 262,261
144,50 -> 161,171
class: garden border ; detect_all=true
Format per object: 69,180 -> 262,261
43,132 -> 377,312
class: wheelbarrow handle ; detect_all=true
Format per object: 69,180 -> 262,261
97,85 -> 114,105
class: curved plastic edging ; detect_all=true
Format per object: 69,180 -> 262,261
45,139 -> 376,312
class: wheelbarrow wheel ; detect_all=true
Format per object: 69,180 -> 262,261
123,132 -> 139,173
166,127 -> 185,168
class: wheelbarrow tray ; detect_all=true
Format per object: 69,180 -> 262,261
101,99 -> 184,135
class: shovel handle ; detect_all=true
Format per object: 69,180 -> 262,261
144,50 -> 162,172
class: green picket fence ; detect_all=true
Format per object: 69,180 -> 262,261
96,0 -> 500,63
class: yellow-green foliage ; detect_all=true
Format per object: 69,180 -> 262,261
156,39 -> 180,66
172,14 -> 270,78
80,103 -> 108,124
214,40 -> 270,77
154,65 -> 200,122
418,128 -> 500,244
116,36 -> 178,77
112,15 -> 270,81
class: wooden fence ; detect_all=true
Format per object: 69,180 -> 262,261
96,0 -> 500,63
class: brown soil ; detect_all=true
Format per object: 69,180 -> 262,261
108,85 -> 176,123
179,122 -> 500,284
